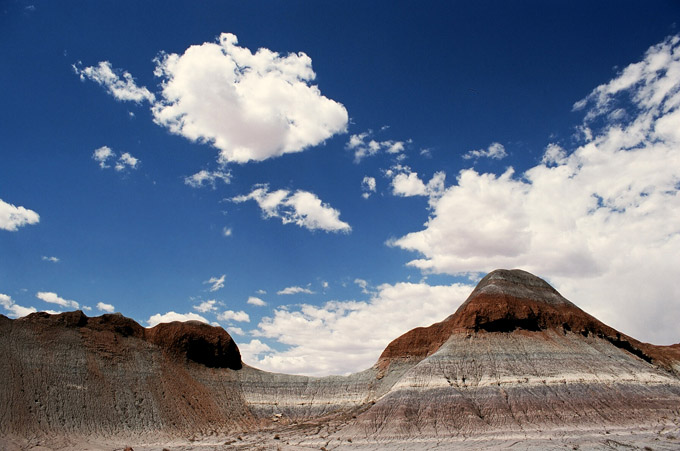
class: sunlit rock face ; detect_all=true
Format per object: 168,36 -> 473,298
350,269 -> 680,439
1,269 -> 679,449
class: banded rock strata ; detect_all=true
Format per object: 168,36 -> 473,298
1,269 -> 679,450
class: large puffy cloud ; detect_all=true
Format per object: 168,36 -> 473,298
393,35 -> 680,344
0,293 -> 37,318
151,33 -> 348,164
246,281 -> 473,376
233,184 -> 351,233
0,198 -> 39,231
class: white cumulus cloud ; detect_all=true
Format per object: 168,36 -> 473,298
387,165 -> 446,200
92,146 -> 115,168
247,281 -> 473,376
233,184 -> 351,233
96,302 -> 115,313
227,326 -> 246,336
36,292 -> 79,309
151,33 -> 348,164
361,176 -> 376,199
115,152 -> 139,171
541,143 -> 568,166
393,35 -> 680,345
193,299 -> 218,313
247,296 -> 267,306
217,310 -> 250,323
147,311 -> 208,327
0,198 -> 39,231
41,256 -> 59,263
0,293 -> 37,318
239,339 -> 274,363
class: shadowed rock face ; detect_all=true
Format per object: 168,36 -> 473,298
1,269 -> 679,449
146,320 -> 242,369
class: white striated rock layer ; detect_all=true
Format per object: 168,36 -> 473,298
1,269 -> 679,450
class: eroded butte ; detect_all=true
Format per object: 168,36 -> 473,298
2,269 -> 679,450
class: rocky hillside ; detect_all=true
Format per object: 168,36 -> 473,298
0,311 -> 252,442
1,269 -> 679,450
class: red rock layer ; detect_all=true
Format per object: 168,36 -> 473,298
16,310 -> 242,369
377,269 -> 680,373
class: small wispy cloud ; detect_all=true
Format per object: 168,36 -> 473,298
36,291 -> 79,309
462,142 -> 507,160
354,278 -> 371,294
204,275 -> 226,292
73,61 -> 155,104
184,169 -> 231,189
277,286 -> 315,295
41,256 -> 59,263
346,130 -> 407,163
92,146 -> 140,171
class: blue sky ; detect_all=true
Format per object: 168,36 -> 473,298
2,1 -> 680,375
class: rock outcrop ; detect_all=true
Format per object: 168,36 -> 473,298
1,269 -> 679,450
0,311 -> 251,444
355,270 -> 680,439
145,320 -> 242,369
